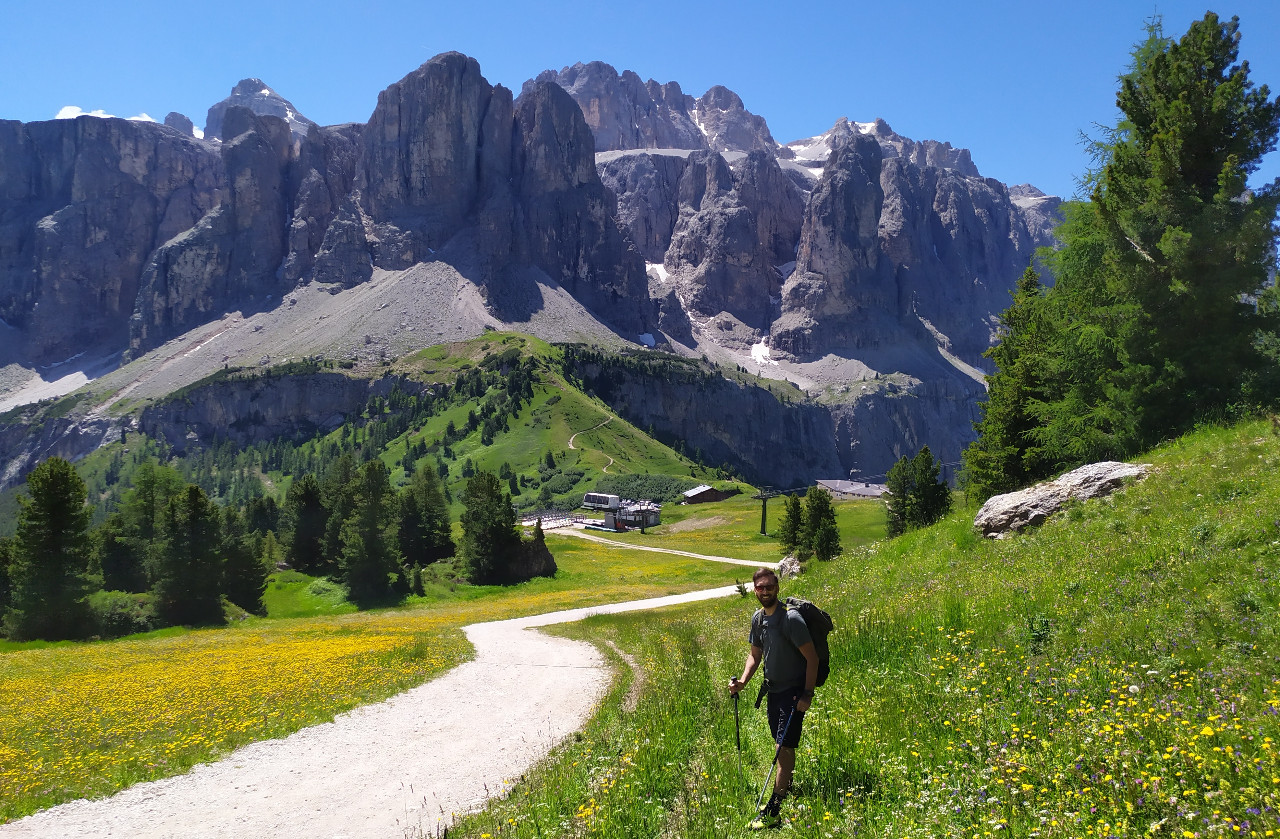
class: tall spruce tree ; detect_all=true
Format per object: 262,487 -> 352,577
803,486 -> 842,562
152,485 -> 225,627
282,474 -> 327,574
221,507 -> 267,615
963,267 -> 1054,498
321,454 -> 360,574
777,493 -> 805,556
1091,13 -> 1280,438
3,458 -> 93,640
460,472 -> 520,584
397,466 -> 454,567
885,446 -> 951,536
969,13 -> 1279,493
0,538 -> 11,617
339,460 -> 400,605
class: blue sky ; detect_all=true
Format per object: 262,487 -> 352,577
2,0 -> 1276,199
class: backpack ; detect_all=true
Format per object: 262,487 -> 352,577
784,596 -> 834,687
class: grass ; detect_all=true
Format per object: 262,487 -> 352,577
0,534 -> 748,823
448,419 -> 1280,838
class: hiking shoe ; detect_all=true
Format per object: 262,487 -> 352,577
749,811 -> 782,830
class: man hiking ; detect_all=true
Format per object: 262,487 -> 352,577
728,567 -> 819,829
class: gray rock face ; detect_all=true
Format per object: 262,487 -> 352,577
357,52 -> 514,269
282,123 -> 363,283
771,119 -> 1054,365
772,132 -> 890,357
974,461 -> 1152,537
138,371 -> 423,453
0,115 -> 223,361
205,78 -> 317,142
131,107 -> 294,354
665,150 -> 804,330
1009,184 -> 1063,250
828,371 -> 987,482
598,151 -> 688,263
537,63 -> 778,155
531,63 -> 705,152
566,353 -> 844,486
511,81 -> 651,333
0,410 -> 120,488
693,86 -> 779,155
783,118 -> 979,178
164,112 -> 196,137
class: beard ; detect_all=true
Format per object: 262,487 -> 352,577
755,590 -> 778,608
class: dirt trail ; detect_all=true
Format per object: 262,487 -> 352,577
558,526 -> 774,570
0,585 -> 743,839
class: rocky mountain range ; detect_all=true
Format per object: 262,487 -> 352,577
0,53 -> 1061,486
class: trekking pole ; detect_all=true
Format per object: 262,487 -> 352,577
732,691 -> 745,791
753,706 -> 796,817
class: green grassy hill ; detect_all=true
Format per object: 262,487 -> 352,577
452,419 -> 1280,838
0,333 -> 727,536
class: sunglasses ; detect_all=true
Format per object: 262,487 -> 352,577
754,583 -> 778,592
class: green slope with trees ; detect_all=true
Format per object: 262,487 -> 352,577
0,333 -> 726,640
965,12 -> 1280,499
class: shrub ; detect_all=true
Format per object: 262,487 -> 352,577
87,590 -> 156,639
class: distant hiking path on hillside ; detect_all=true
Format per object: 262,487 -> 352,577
566,414 -> 615,473
0,584 -> 745,839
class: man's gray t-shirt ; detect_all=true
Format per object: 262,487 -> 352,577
749,606 -> 812,693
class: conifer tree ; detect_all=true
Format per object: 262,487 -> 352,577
0,538 -> 11,616
1090,13 -> 1280,437
397,466 -> 454,567
963,267 -> 1053,498
152,484 -> 225,627
885,446 -> 951,536
777,493 -> 805,556
94,512 -> 150,593
320,454 -> 359,574
3,458 -> 93,640
968,13 -> 1279,491
222,507 -> 267,615
283,474 -> 327,574
339,460 -> 400,605
460,472 -> 520,584
803,486 -> 842,561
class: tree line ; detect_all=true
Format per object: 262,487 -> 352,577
965,13 -> 1280,499
0,452 -> 551,642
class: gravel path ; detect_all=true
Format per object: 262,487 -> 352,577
557,527 -> 774,570
0,585 -> 742,839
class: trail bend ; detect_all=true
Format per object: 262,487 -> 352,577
1,585 -> 742,839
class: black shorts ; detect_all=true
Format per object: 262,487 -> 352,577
766,685 -> 806,749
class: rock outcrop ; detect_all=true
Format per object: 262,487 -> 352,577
0,115 -> 224,362
205,78 -> 317,142
131,107 -> 294,352
770,118 -> 1054,366
534,62 -> 778,155
565,351 -> 844,486
664,149 -> 804,331
974,461 -> 1152,538
771,132 -> 890,357
138,371 -> 428,453
510,81 -> 651,332
530,62 -> 706,152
